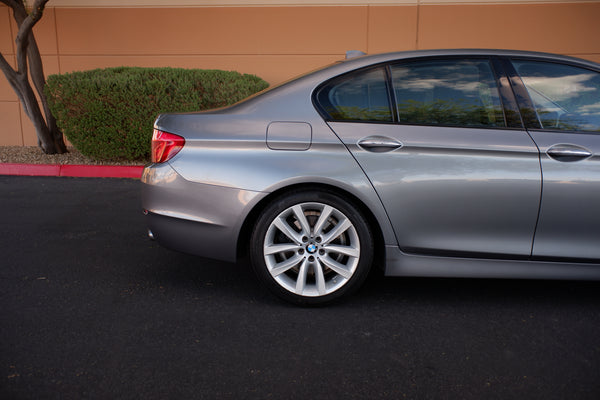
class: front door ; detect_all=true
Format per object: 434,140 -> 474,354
511,59 -> 600,260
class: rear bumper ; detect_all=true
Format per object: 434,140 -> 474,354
145,210 -> 236,262
141,163 -> 266,262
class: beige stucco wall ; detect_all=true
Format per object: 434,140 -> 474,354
2,1 -> 600,146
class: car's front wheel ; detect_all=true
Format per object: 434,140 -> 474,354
250,190 -> 374,305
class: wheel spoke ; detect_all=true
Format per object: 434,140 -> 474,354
264,243 -> 301,256
320,256 -> 353,279
324,244 -> 359,258
321,217 -> 352,245
313,205 -> 333,236
292,205 -> 311,236
295,258 -> 310,294
314,261 -> 327,295
270,254 -> 303,277
273,216 -> 303,245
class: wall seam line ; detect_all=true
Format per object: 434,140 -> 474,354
366,5 -> 370,54
415,0 -> 420,50
54,8 -> 62,74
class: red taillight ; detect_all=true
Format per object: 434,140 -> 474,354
151,129 -> 185,163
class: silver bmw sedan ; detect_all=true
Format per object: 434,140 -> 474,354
142,49 -> 600,305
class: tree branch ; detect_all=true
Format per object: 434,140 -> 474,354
0,52 -> 13,76
14,1 -> 48,73
1,0 -> 22,10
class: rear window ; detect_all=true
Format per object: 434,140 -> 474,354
315,67 -> 393,123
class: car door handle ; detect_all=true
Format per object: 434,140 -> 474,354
546,144 -> 592,162
358,136 -> 403,153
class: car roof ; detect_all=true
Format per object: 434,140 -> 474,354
330,48 -> 600,74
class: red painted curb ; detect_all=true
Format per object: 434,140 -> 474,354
0,163 -> 61,176
0,163 -> 144,178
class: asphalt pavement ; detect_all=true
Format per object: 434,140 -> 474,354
1,176 -> 600,399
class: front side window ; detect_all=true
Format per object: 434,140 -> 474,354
512,60 -> 600,132
391,59 -> 505,128
316,67 -> 393,123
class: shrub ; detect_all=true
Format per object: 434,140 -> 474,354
45,67 -> 269,162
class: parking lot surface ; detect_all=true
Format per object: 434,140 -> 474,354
1,176 -> 599,399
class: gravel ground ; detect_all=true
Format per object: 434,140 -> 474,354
0,146 -> 143,165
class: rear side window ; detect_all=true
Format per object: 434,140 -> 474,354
512,60 -> 600,132
316,67 -> 393,122
391,59 -> 505,128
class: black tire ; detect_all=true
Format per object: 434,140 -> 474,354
250,190 -> 374,305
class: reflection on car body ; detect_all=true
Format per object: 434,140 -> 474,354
141,49 -> 600,305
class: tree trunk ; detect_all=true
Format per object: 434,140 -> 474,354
0,0 -> 66,154
2,61 -> 58,152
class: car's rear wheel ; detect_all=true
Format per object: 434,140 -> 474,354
250,190 -> 373,305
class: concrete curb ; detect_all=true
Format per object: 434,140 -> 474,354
0,163 -> 144,178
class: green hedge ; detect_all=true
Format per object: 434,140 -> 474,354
45,67 -> 269,162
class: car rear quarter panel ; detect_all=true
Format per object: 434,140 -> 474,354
142,162 -> 269,262
145,80 -> 398,261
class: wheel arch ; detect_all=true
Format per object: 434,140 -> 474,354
236,182 -> 386,269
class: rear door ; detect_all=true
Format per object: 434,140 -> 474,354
317,57 -> 541,258
509,59 -> 600,260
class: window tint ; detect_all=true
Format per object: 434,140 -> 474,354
316,67 -> 392,122
391,59 -> 505,128
513,60 -> 600,132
